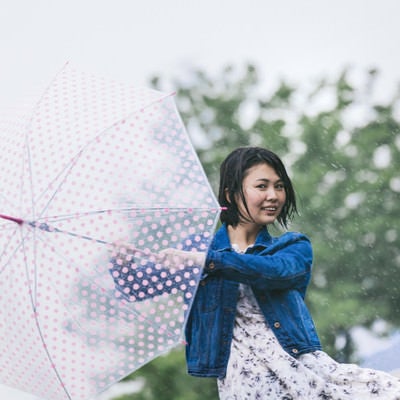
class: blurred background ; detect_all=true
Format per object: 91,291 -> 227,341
1,0 -> 399,399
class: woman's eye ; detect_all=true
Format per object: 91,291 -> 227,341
275,184 -> 285,190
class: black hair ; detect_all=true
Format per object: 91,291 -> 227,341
218,146 -> 297,228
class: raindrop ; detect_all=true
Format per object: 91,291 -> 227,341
389,177 -> 400,192
373,144 -> 391,169
344,192 -> 365,209
385,229 -> 397,242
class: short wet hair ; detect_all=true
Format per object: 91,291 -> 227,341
218,146 -> 297,228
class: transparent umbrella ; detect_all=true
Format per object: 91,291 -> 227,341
0,64 -> 220,400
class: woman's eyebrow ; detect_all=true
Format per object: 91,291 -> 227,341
255,178 -> 283,183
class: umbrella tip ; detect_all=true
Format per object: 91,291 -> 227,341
0,214 -> 24,225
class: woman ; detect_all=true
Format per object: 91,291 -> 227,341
111,146 -> 400,399
184,147 -> 400,399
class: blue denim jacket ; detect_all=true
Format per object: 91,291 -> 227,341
185,224 -> 322,378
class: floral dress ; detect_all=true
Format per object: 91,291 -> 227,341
217,250 -> 400,399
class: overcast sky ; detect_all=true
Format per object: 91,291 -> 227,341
1,0 -> 400,108
1,1 -> 399,399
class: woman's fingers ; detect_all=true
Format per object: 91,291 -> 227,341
158,248 -> 205,266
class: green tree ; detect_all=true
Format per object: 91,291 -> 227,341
112,65 -> 400,399
292,70 -> 400,360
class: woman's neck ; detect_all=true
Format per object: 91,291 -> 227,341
227,223 -> 262,251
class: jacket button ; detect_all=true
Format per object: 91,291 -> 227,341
208,262 -> 215,270
292,348 -> 299,354
200,280 -> 206,286
273,322 -> 281,329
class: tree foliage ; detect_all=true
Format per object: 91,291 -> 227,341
112,64 -> 400,399
292,70 -> 400,360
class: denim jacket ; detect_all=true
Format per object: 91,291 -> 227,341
185,224 -> 322,378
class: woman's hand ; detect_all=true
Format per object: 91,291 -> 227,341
110,241 -> 136,266
158,248 -> 206,267
109,242 -> 206,270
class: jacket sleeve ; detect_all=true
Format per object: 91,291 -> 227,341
204,234 -> 312,291
109,252 -> 203,302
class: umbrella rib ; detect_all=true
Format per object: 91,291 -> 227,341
0,227 -> 26,275
0,224 -> 74,398
29,209 -> 219,255
17,63 -> 71,223
34,151 -> 83,221
34,206 -> 220,222
32,221 -> 108,245
26,206 -> 221,250
31,312 -> 73,400
25,132 -> 37,223
20,230 -> 73,400
33,84 -> 174,222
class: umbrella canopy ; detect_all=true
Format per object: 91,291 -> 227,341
0,64 -> 220,400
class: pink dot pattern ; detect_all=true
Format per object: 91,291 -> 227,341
0,64 -> 220,400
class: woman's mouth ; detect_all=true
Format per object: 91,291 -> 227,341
262,206 -> 278,214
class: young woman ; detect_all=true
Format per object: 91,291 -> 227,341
184,147 -> 400,399
111,146 -> 400,399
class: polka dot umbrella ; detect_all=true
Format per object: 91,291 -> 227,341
0,63 -> 220,400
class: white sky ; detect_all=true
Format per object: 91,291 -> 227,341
1,0 -> 400,107
1,0 -> 400,399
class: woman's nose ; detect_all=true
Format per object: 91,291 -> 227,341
265,187 -> 278,200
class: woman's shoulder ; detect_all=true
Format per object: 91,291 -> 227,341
270,230 -> 312,247
280,230 -> 310,240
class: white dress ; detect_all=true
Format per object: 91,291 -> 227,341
217,282 -> 400,400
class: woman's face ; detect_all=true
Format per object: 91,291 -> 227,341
236,163 -> 286,227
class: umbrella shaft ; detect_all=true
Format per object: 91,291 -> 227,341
0,214 -> 24,225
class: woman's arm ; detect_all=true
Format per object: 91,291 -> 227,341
204,234 -> 312,291
109,244 -> 205,302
